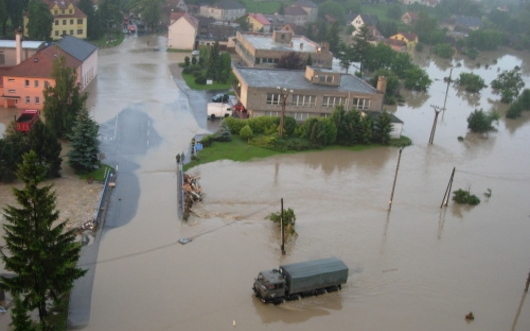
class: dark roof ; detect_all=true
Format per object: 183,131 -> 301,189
234,66 -> 380,95
284,5 -> 308,16
214,0 -> 245,10
364,110 -> 404,124
454,15 -> 481,28
56,35 -> 97,62
360,14 -> 378,26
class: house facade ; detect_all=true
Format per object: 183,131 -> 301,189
401,12 -> 418,25
247,13 -> 271,33
350,14 -> 379,36
23,0 -> 87,40
234,30 -> 333,69
0,35 -> 97,110
167,12 -> 199,50
283,5 -> 308,26
199,0 -> 246,21
1,46 -> 81,110
294,0 -> 318,23
389,32 -> 418,50
232,65 -> 385,121
56,36 -> 98,91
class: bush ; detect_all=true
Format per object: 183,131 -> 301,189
199,134 -> 214,147
239,125 -> 253,140
223,117 -> 247,134
433,43 -> 455,59
213,122 -> 232,142
467,109 -> 499,133
452,189 -> 481,205
194,75 -> 206,85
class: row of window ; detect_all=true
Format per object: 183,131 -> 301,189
255,57 -> 279,65
264,111 -> 329,121
21,79 -> 50,89
55,19 -> 83,25
54,9 -> 74,15
265,93 -> 370,109
55,29 -> 84,37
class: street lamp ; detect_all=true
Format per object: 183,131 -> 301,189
276,87 -> 293,137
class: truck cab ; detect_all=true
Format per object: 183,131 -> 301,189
253,269 -> 286,302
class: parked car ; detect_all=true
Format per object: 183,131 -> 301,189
211,93 -> 229,103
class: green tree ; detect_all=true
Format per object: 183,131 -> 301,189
276,52 -> 304,69
0,0 -> 8,37
390,52 -> 413,78
10,293 -> 36,331
0,123 -> 29,182
299,117 -> 337,146
491,68 -> 525,103
456,72 -> 487,93
433,43 -> 455,59
265,207 -> 296,236
42,55 -> 88,139
351,25 -> 374,72
67,107 -> 100,174
27,120 -> 62,178
219,52 -> 232,83
373,111 -> 393,145
403,67 -> 432,92
78,0 -> 101,39
331,105 -> 349,145
364,43 -> 395,72
327,21 -> 341,55
387,4 -> 402,20
318,1 -> 345,23
0,151 -> 87,331
26,0 -> 53,40
206,42 -> 221,81
467,109 -> 499,133
3,0 -> 29,35
466,29 -> 503,51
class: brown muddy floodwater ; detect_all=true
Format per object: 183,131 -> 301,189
3,34 -> 530,331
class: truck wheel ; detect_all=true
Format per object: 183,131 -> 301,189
273,298 -> 285,305
210,114 -> 216,120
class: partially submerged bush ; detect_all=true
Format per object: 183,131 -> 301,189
452,189 -> 481,205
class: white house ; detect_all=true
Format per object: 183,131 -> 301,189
167,12 -> 199,50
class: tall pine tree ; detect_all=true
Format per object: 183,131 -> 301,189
1,151 -> 86,331
67,107 -> 100,174
42,54 -> 88,140
28,120 -> 62,178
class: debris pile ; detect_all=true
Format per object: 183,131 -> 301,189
183,174 -> 202,219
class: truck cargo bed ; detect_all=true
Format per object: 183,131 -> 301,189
280,257 -> 348,294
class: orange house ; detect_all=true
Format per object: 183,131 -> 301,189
1,45 -> 81,110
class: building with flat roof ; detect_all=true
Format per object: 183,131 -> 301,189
234,30 -> 333,69
232,65 -> 385,121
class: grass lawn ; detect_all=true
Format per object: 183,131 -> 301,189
239,0 -> 288,14
91,30 -> 125,48
181,73 -> 232,90
183,134 -> 409,171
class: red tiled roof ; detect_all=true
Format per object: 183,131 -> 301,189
5,45 -> 81,79
248,13 -> 271,25
42,0 -> 87,18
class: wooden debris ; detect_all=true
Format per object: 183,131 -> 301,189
183,174 -> 203,219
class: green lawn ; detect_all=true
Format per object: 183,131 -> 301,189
183,134 -> 409,171
239,0 -> 289,14
181,73 -> 232,90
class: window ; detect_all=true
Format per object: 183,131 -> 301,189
77,29 -> 83,35
25,80 -> 30,87
0,50 -> 4,65
55,20 -> 59,25
34,80 -> 39,88
44,81 -> 50,88
25,96 -> 30,103
63,20 -> 66,25
7,78 -> 14,82
69,9 -> 73,14
326,76 -> 333,83
55,31 -> 59,36
322,96 -> 345,108
35,97 -> 40,104
352,98 -> 370,110
62,30 -> 66,35
291,94 -> 316,107
77,19 -> 82,24
266,93 -> 282,105
54,10 -> 58,15
70,19 -> 74,25
8,89 -> 15,93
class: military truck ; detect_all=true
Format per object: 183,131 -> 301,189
252,257 -> 349,304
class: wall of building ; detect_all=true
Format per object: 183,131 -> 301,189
168,19 -> 196,50
80,51 -> 98,90
1,76 -> 54,110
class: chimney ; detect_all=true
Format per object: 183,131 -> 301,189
16,27 -> 22,65
377,76 -> 387,93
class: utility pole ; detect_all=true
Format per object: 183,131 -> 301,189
280,198 -> 285,255
277,87 -> 292,138
388,147 -> 404,211
428,104 -> 445,145
441,167 -> 456,208
443,69 -> 453,110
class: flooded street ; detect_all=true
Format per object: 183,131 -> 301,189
6,33 -> 530,330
